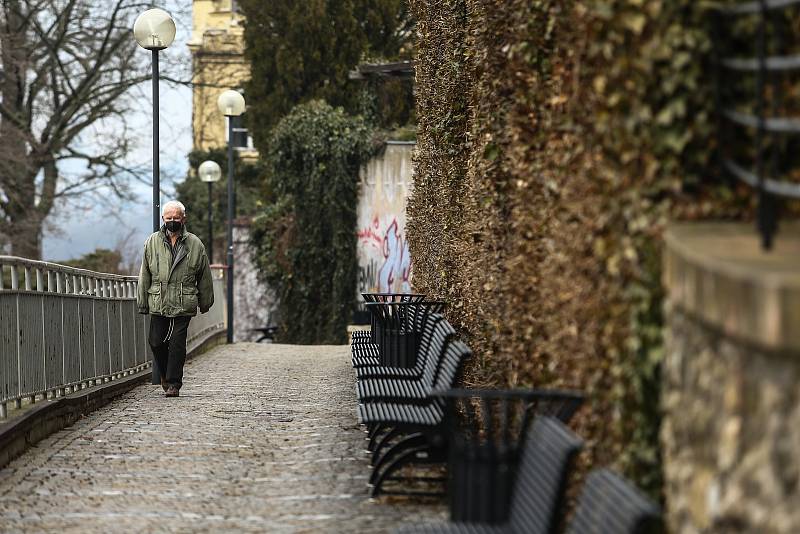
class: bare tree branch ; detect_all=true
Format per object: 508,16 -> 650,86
0,0 -> 175,258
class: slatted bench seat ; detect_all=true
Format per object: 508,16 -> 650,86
358,398 -> 446,426
352,354 -> 382,368
356,365 -> 419,380
566,469 -> 661,534
358,377 -> 432,404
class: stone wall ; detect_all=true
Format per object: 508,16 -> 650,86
356,141 -> 414,295
662,223 -> 800,533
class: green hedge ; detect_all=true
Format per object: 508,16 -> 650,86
406,0 -> 777,498
250,101 -> 377,344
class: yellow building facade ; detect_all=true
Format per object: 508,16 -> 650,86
189,0 -> 257,159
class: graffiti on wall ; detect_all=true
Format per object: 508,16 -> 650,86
358,217 -> 411,293
356,142 -> 415,296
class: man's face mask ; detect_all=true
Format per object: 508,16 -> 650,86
165,220 -> 183,233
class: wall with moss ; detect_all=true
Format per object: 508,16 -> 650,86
406,0 -> 778,497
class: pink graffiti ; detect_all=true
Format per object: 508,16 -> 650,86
357,216 -> 384,249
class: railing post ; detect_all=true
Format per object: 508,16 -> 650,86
10,266 -> 18,290
24,267 -> 31,291
36,269 -> 44,292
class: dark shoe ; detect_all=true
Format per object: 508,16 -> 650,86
165,386 -> 179,397
160,376 -> 168,392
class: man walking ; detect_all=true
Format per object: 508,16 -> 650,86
137,200 -> 214,397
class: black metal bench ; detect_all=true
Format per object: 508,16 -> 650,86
440,389 -> 584,524
357,339 -> 473,496
395,415 -> 584,534
351,301 -> 446,368
361,292 -> 427,345
395,457 -> 662,534
356,317 -> 457,405
355,314 -> 454,380
359,381 -> 585,498
249,311 -> 280,342
351,303 -> 444,368
352,301 -> 445,367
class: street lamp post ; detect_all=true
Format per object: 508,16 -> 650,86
217,90 -> 246,344
133,9 -> 176,232
198,160 -> 222,264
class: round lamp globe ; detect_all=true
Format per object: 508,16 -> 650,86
217,90 -> 246,117
133,9 -> 176,50
199,160 -> 223,183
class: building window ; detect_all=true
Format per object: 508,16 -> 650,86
229,114 -> 252,150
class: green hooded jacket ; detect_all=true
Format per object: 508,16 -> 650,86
137,226 -> 214,317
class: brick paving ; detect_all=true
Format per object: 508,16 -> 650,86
0,343 -> 446,533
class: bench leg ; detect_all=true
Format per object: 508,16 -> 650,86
368,424 -> 396,452
370,426 -> 404,465
370,443 -> 432,498
369,433 -> 428,485
367,423 -> 385,446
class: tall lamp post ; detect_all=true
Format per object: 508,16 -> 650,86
198,160 -> 222,264
133,9 -> 176,232
217,90 -> 246,344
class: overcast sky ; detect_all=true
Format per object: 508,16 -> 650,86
42,1 -> 194,262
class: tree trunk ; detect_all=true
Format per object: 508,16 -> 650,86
8,215 -> 42,259
1,1 -> 39,259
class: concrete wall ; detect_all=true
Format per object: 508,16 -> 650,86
232,221 -> 277,342
356,141 -> 415,295
662,223 -> 800,533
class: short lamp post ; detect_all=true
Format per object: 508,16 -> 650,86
198,160 -> 222,264
217,89 -> 246,344
133,8 -> 176,232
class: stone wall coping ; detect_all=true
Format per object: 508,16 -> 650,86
664,222 -> 800,352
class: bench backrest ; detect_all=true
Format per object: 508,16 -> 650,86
431,340 -> 471,396
442,389 -> 586,524
362,293 -> 426,343
366,301 -> 446,367
566,469 -> 661,534
419,318 -> 457,386
508,416 -> 583,534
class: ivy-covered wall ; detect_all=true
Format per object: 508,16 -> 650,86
250,101 -> 377,344
406,0 -> 773,497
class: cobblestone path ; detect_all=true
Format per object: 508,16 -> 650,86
0,343 -> 446,533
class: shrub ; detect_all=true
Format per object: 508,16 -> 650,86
250,101 -> 378,344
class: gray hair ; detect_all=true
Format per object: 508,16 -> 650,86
162,200 -> 186,216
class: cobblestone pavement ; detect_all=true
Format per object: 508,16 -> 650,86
0,343 -> 446,533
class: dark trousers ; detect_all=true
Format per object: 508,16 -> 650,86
149,315 -> 192,388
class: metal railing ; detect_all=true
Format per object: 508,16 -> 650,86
0,256 -> 226,419
712,0 -> 800,249
187,265 -> 227,354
